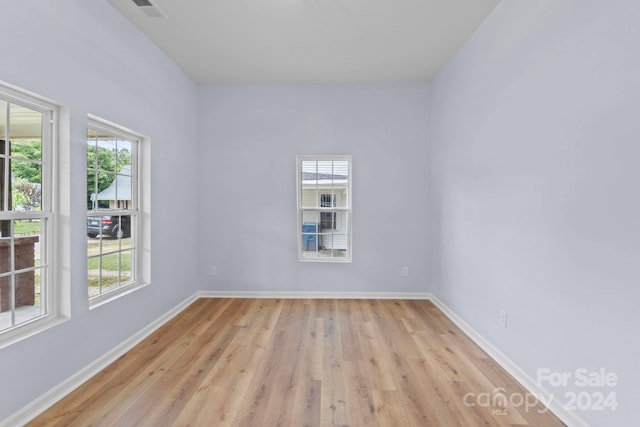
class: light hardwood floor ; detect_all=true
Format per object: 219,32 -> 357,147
28,298 -> 566,426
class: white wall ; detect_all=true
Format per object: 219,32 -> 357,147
197,84 -> 431,294
0,0 -> 200,421
429,1 -> 640,425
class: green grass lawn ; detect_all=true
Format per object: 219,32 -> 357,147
87,238 -> 133,293
14,220 -> 41,236
87,251 -> 131,271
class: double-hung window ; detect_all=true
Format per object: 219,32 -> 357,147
87,116 -> 148,305
297,155 -> 352,262
0,83 -> 59,344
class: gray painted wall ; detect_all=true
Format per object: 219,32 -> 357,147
429,1 -> 640,425
197,84 -> 431,294
0,1 -> 200,420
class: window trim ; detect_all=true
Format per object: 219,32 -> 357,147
0,80 -> 69,349
87,115 -> 150,309
296,155 -> 352,262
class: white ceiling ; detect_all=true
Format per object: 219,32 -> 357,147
107,0 -> 499,84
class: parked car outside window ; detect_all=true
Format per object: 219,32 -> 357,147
87,215 -> 130,239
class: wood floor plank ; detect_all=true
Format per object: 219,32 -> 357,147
172,299 -> 284,427
28,298 -> 566,427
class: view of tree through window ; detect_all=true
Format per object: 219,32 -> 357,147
86,137 -> 131,210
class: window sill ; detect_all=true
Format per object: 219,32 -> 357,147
298,257 -> 353,263
89,281 -> 150,310
0,313 -> 69,350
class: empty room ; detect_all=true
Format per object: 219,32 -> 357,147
0,0 -> 637,426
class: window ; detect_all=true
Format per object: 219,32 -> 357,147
87,116 -> 149,306
0,82 -> 62,344
297,155 -> 352,262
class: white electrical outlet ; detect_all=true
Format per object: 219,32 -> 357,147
210,266 -> 217,276
499,309 -> 507,328
401,266 -> 409,277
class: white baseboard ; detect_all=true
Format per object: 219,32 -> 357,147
3,290 -> 589,427
1,293 -> 199,427
429,296 -> 590,427
197,290 -> 434,300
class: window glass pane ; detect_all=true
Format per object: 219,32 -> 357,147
119,234 -> 132,251
120,250 -> 132,284
301,211 -> 319,224
333,160 -> 349,178
0,147 -> 7,214
334,161 -> 349,208
9,139 -> 42,162
14,219 -> 42,267
336,211 -> 348,231
11,161 -> 42,211
317,160 -> 332,178
114,170 -> 132,210
332,250 -> 348,259
0,100 -> 7,139
87,127 -> 98,141
301,188 -> 318,208
319,233 -> 333,252
100,253 -> 120,294
93,214 -> 120,239
115,215 -> 130,239
320,194 -> 335,207
86,136 -> 97,169
9,104 -> 41,145
98,138 -> 117,173
95,172 -> 114,210
320,212 -> 336,230
0,233 -> 10,275
33,267 -> 44,315
301,160 -> 317,183
0,305 -> 10,331
87,256 -> 101,298
0,273 -> 10,315
116,139 -> 132,174
301,160 -> 318,208
15,270 -> 42,325
301,220 -> 319,255
0,220 -> 40,272
334,188 -> 347,208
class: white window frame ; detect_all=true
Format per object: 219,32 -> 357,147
87,115 -> 150,309
0,81 -> 69,349
296,155 -> 352,262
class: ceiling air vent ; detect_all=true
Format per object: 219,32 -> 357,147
131,0 -> 166,18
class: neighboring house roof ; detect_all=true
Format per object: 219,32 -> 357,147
96,165 -> 132,201
302,172 -> 348,187
302,172 -> 347,181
